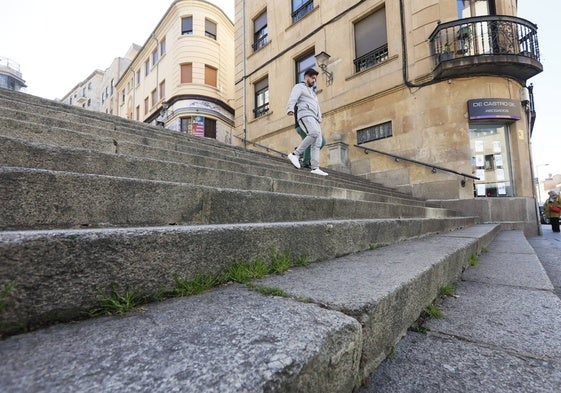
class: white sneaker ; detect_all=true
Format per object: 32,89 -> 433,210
310,168 -> 328,176
288,153 -> 301,169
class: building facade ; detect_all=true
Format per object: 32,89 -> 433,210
234,0 -> 542,207
0,57 -> 27,92
60,70 -> 104,111
115,0 -> 235,144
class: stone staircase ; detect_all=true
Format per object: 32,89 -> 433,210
0,88 -> 499,392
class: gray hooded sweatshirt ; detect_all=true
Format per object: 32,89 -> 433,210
286,82 -> 322,123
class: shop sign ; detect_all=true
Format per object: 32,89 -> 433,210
468,98 -> 521,120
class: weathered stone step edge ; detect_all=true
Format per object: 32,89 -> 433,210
253,223 -> 501,381
0,166 -> 459,230
1,284 -> 362,393
0,136 -> 436,208
0,97 -> 421,200
0,120 -> 411,202
0,224 -> 500,393
0,217 -> 477,336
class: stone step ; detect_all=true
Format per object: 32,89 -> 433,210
0,94 -> 422,201
0,166 -> 456,230
0,224 -> 499,392
0,217 -> 479,336
0,136 -> 438,210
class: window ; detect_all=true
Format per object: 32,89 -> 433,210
292,0 -> 313,23
144,97 -> 149,114
295,52 -> 316,83
205,18 -> 217,39
180,116 -> 217,139
456,0 -> 492,18
182,16 -> 193,35
160,37 -> 166,56
253,10 -> 268,51
180,63 -> 192,83
152,49 -> 158,66
356,121 -> 393,144
145,59 -> 150,76
151,89 -> 157,107
469,123 -> 514,197
121,89 -> 125,104
354,7 -> 388,73
159,80 -> 166,100
136,70 -> 140,85
254,77 -> 269,118
136,105 -> 140,120
205,65 -> 217,87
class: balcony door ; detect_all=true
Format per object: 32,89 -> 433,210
456,0 -> 495,18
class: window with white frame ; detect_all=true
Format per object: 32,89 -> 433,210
254,77 -> 269,118
253,10 -> 268,51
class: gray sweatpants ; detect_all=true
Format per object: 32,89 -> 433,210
294,117 -> 322,169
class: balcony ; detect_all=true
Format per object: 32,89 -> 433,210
429,15 -> 542,83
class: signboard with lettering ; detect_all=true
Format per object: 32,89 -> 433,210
467,99 -> 522,120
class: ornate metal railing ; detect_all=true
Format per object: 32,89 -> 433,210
253,103 -> 269,118
353,44 -> 389,73
292,0 -> 314,23
429,15 -> 540,63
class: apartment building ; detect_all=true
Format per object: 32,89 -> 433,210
115,0 -> 235,144
0,57 -> 27,92
234,0 -> 542,203
60,70 -> 104,111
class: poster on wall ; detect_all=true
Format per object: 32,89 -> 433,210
476,184 -> 486,196
475,155 -> 485,167
494,154 -> 503,167
475,140 -> 484,152
476,169 -> 485,181
192,116 -> 205,137
493,141 -> 502,153
498,183 -> 506,195
496,168 -> 505,181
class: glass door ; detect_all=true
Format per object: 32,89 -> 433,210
469,123 -> 514,197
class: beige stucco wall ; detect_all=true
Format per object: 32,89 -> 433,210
234,0 -> 534,200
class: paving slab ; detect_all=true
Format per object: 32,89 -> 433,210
0,285 -> 362,393
253,226 -> 497,377
365,331 -> 561,393
461,232 -> 553,290
361,231 -> 561,392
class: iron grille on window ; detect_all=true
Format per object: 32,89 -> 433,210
292,0 -> 313,23
253,103 -> 270,118
253,34 -> 268,51
357,121 -> 392,144
354,44 -> 389,73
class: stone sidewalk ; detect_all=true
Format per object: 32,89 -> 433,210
362,229 -> 561,393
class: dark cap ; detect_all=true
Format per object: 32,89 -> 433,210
304,68 -> 319,77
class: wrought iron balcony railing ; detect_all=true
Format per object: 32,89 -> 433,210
429,15 -> 542,82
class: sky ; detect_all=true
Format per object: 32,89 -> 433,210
1,0 -> 558,179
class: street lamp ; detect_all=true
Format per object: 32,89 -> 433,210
536,163 -> 549,203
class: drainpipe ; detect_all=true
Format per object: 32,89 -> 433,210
522,86 -> 541,236
242,0 -> 247,148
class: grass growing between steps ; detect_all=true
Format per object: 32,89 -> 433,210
409,247 -> 487,334
409,284 -> 457,334
89,250 -> 311,317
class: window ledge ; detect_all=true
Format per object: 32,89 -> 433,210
249,110 -> 274,124
285,5 -> 319,32
345,54 -> 399,81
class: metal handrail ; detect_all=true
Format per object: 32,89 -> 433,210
232,134 -> 287,157
354,144 -> 479,181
